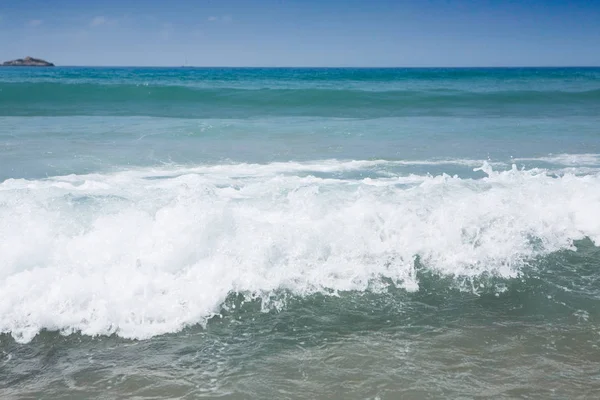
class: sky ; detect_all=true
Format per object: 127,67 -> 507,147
1,0 -> 599,67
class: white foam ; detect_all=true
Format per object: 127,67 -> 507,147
514,153 -> 600,166
1,160 -> 600,343
109,158 -> 501,177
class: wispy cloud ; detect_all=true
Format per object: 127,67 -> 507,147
207,15 -> 232,23
90,16 -> 118,28
27,19 -> 42,27
90,16 -> 107,27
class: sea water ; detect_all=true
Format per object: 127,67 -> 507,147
1,67 -> 600,399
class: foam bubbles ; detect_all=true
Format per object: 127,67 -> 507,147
514,153 -> 600,166
1,160 -> 600,342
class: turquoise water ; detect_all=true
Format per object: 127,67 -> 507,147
1,67 -> 600,399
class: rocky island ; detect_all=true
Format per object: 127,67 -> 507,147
1,56 -> 54,67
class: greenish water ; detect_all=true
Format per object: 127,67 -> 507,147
1,67 -> 600,399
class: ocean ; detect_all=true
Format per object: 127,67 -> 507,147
1,67 -> 600,399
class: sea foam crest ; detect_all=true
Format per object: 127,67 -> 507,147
514,153 -> 600,166
1,160 -> 600,342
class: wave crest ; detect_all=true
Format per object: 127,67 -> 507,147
1,160 -> 599,342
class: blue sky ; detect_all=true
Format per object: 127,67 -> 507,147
1,0 -> 599,66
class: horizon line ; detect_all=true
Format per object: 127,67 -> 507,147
4,64 -> 600,69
